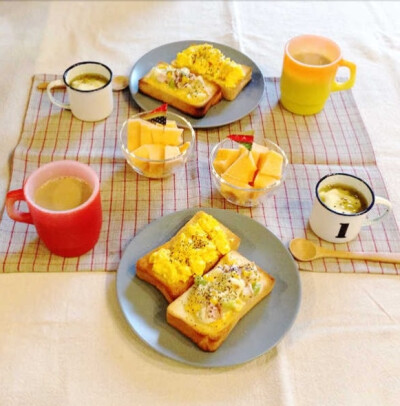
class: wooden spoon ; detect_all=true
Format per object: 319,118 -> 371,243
289,238 -> 400,264
36,75 -> 129,91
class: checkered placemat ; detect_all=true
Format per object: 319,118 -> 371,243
0,75 -> 399,274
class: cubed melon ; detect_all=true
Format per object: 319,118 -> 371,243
163,127 -> 183,146
130,144 -> 150,172
151,124 -> 164,144
166,120 -> 177,128
146,143 -> 164,160
258,150 -> 283,179
179,142 -> 191,154
127,119 -> 141,151
140,121 -> 153,145
146,144 -> 165,177
220,174 -> 252,205
164,145 -> 182,173
213,148 -> 241,175
164,145 -> 180,159
253,172 -> 278,189
251,142 -> 270,168
222,150 -> 257,184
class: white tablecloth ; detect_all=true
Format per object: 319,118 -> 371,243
1,2 -> 400,405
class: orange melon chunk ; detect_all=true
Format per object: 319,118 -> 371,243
127,119 -> 141,151
165,145 -> 180,159
251,142 -> 269,167
163,126 -> 184,146
140,121 -> 153,145
166,120 -> 178,128
146,144 -> 165,177
258,150 -> 283,179
213,148 -> 241,175
125,117 -> 190,178
222,150 -> 257,184
253,173 -> 278,189
179,142 -> 191,154
130,144 -> 150,173
151,124 -> 164,144
164,145 -> 182,173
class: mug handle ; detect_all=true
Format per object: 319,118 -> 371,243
5,189 -> 34,224
46,79 -> 71,110
331,59 -> 356,92
363,196 -> 392,227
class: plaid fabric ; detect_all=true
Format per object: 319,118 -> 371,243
0,75 -> 398,274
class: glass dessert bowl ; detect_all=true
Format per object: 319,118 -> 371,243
210,137 -> 288,207
119,111 -> 195,179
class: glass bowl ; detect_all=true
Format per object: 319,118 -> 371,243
119,111 -> 195,178
210,137 -> 288,207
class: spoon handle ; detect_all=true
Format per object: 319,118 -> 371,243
37,82 -> 65,90
320,248 -> 400,264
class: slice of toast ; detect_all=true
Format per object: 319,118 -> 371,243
172,43 -> 252,101
138,62 -> 222,117
136,211 -> 241,303
166,251 -> 275,352
221,65 -> 252,101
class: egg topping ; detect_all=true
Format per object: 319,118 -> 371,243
184,261 -> 262,324
148,62 -> 209,101
149,212 -> 232,285
175,43 -> 246,88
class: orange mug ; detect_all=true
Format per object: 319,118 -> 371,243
280,34 -> 356,115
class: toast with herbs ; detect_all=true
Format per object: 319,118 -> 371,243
136,211 -> 240,303
138,62 -> 222,117
166,250 -> 275,351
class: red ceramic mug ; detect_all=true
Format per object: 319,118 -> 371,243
6,160 -> 102,257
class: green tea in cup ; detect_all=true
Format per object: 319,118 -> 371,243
318,183 -> 368,214
69,73 -> 109,91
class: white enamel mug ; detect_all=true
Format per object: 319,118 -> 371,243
47,61 -> 113,122
309,173 -> 392,243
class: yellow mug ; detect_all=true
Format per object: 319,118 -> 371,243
280,34 -> 356,115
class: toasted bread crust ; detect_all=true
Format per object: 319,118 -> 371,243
138,63 -> 222,117
136,211 -> 241,303
166,251 -> 275,352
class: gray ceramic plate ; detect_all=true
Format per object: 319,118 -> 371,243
129,40 -> 265,128
116,208 -> 301,368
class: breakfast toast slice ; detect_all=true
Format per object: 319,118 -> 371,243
138,62 -> 222,117
136,211 -> 240,303
166,250 -> 275,351
172,43 -> 252,101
